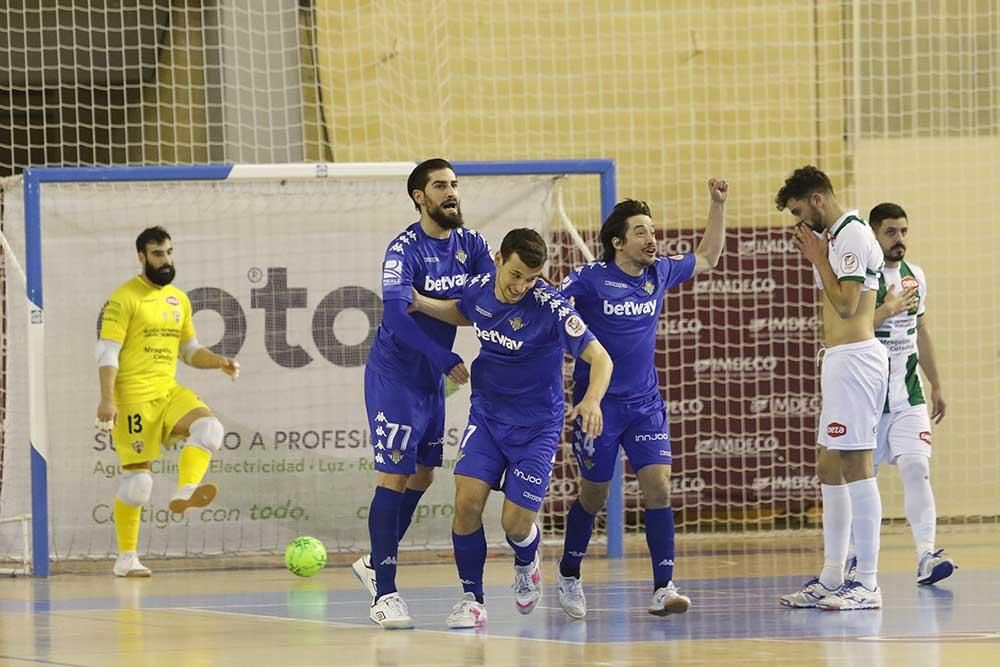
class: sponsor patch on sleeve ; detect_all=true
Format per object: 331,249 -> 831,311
840,252 -> 859,274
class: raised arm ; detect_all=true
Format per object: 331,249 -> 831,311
693,178 -> 728,276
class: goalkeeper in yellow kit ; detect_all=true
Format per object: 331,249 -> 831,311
95,226 -> 240,577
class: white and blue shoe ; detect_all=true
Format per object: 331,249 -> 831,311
816,580 -> 882,611
779,577 -> 839,608
917,549 -> 957,585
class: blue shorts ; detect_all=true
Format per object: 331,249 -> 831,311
571,392 -> 672,483
363,365 -> 445,475
454,408 -> 562,512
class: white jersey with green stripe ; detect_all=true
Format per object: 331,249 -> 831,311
875,259 -> 927,412
812,210 -> 884,292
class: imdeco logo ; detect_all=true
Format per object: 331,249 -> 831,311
748,316 -> 819,336
696,436 -> 780,456
748,395 -> 820,416
694,277 -> 777,296
693,356 -> 778,375
737,238 -> 797,256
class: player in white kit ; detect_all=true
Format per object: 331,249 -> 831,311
854,202 -> 954,585
775,166 -> 888,611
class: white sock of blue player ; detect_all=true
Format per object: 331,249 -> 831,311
368,486 -> 404,602
897,454 -> 936,557
560,501 -> 596,579
453,527 -> 487,603
848,478 -> 882,591
645,507 -> 676,589
819,483 -> 852,590
506,523 -> 540,566
396,488 -> 425,541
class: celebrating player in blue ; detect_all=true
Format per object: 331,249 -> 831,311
358,158 -> 494,629
411,228 -> 613,629
554,178 -> 728,618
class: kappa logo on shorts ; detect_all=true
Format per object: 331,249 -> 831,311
826,422 -> 848,437
919,431 -> 932,446
131,439 -> 144,454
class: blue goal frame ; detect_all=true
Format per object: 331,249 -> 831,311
20,159 -> 621,577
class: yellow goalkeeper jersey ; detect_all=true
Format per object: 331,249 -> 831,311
99,275 -> 196,403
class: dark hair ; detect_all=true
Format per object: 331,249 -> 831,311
600,199 -> 651,262
775,166 -> 835,211
869,202 -> 908,229
407,158 -> 455,212
500,228 -> 547,269
135,226 -> 171,254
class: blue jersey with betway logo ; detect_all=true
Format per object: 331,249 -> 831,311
561,255 -> 696,402
366,223 -> 493,391
456,273 -> 596,425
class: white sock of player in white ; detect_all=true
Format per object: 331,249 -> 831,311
819,483 -> 852,590
897,454 -> 936,558
848,477 -> 882,591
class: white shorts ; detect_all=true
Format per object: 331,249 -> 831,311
874,404 -> 933,466
817,338 -> 889,451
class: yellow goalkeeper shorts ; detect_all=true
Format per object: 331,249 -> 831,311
112,384 -> 208,466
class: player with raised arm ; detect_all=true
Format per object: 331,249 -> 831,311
411,228 -> 613,629
95,226 -> 239,578
553,179 -> 728,619
856,202 -> 954,584
776,166 -> 888,611
358,159 -> 493,629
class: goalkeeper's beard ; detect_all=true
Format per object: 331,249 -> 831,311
145,262 -> 176,286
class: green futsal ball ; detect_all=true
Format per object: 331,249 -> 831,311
284,536 -> 327,577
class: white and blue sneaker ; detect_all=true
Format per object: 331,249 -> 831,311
648,581 -> 691,616
917,549 -> 957,585
779,577 -> 839,608
816,580 -> 882,611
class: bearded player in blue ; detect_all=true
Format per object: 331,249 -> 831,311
411,228 -> 613,629
555,179 -> 728,619
358,159 -> 494,629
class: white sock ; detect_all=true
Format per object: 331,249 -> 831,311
897,454 -> 936,558
819,484 -> 852,590
848,477 -> 882,590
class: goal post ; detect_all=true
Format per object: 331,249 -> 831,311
2,159 -> 620,577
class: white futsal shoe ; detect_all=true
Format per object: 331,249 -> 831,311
648,581 -> 691,615
779,577 -> 839,608
113,551 -> 152,578
816,580 -> 882,611
917,549 -> 957,585
352,554 -> 378,601
369,592 -> 414,629
513,553 -> 543,614
447,592 -> 488,629
557,568 -> 587,619
168,483 -> 217,514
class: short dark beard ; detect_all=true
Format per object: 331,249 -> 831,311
886,245 -> 905,261
145,262 -> 176,286
428,203 -> 464,229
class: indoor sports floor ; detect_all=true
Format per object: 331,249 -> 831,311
0,530 -> 997,666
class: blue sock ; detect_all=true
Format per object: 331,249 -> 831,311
396,488 -> 425,540
560,500 -> 596,579
645,507 -> 676,589
506,524 -> 540,567
453,527 -> 487,604
369,486 -> 403,601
